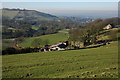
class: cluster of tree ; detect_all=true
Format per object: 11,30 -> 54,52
68,17 -> 119,48
2,17 -> 86,39
88,17 -> 118,30
69,27 -> 98,47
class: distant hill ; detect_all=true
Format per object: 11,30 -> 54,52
2,8 -> 58,21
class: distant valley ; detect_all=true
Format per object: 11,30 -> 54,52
2,8 -> 94,39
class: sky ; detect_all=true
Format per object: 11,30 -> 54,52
0,0 -> 119,2
2,2 -> 118,18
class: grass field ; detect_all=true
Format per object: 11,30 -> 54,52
2,28 -> 119,78
18,29 -> 69,48
2,41 -> 118,78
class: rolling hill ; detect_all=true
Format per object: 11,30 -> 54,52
2,17 -> 119,78
2,8 -> 58,21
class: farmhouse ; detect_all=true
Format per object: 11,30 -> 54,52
103,24 -> 113,30
40,41 -> 68,52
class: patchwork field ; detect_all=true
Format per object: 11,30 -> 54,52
2,41 -> 118,78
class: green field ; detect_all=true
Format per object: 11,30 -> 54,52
2,28 -> 119,78
2,41 -> 118,78
18,29 -> 69,48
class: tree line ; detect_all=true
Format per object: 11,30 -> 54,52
2,17 -> 86,39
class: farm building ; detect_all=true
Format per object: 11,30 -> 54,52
103,24 -> 113,30
40,41 -> 68,52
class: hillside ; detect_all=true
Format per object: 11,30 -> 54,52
2,8 -> 58,21
18,29 -> 69,48
18,27 -> 119,48
2,23 -> 119,78
2,41 -> 118,78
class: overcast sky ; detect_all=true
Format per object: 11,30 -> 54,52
2,2 -> 118,18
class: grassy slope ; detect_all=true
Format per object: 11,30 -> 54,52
2,29 -> 69,49
2,41 -> 118,78
18,30 -> 69,48
98,28 -> 119,41
2,28 -> 119,78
